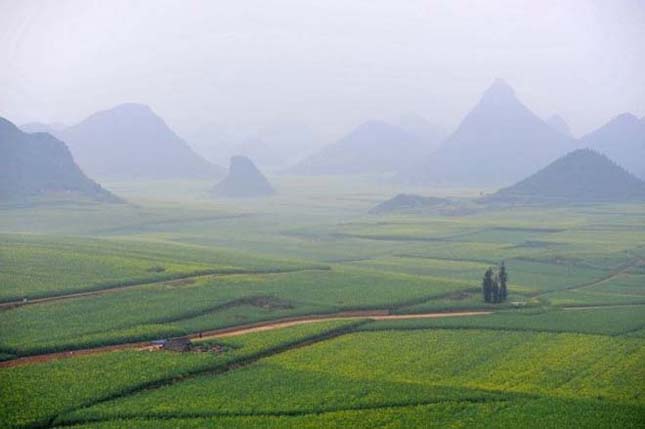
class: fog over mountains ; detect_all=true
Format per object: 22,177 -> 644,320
580,113 -> 645,180
289,119 -> 440,175
1,117 -> 118,202
20,122 -> 67,135
397,114 -> 446,149
403,79 -> 573,185
53,104 -> 224,180
231,124 -> 322,170
188,122 -> 323,171
488,149 -> 645,203
5,79 -> 644,200
213,156 -> 275,198
545,115 -> 573,138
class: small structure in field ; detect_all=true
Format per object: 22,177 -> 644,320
161,337 -> 192,352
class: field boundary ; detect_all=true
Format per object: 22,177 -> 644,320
53,396 -> 511,428
532,256 -> 644,298
32,321 -> 371,429
0,267 -> 330,310
0,310 -> 491,368
356,322 -> 645,337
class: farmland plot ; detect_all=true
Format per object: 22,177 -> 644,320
58,329 -> 645,428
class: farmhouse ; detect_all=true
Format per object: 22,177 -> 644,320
161,337 -> 192,352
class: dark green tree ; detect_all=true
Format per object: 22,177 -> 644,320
499,261 -> 508,302
482,267 -> 494,303
491,275 -> 500,303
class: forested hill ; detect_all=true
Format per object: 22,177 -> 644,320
488,149 -> 645,203
0,117 -> 119,202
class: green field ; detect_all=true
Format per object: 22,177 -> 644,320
1,177 -> 644,428
1,320 -> 364,428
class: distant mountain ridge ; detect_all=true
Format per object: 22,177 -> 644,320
232,123 -> 322,170
20,122 -> 67,135
289,120 -> 435,175
580,113 -> 645,180
487,149 -> 645,203
189,122 -> 323,171
1,117 -> 119,202
213,156 -> 275,197
56,103 -> 224,180
405,79 -> 573,185
397,113 -> 445,149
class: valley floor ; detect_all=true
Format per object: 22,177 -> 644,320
1,177 -> 644,428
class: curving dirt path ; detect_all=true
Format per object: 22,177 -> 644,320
0,273 -> 220,310
0,268 -> 327,311
0,310 -> 492,368
193,310 -> 491,341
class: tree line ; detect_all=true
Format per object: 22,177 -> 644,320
482,262 -> 508,303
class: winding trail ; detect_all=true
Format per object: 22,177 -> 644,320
194,310 -> 491,341
0,267 -> 328,311
533,256 -> 644,298
0,310 -> 491,368
4,256 -> 641,368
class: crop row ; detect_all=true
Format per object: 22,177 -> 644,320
364,306 -> 645,336
0,233 -> 322,302
0,268 -> 465,356
0,319 -> 364,429
267,330 -> 644,405
60,329 -> 645,426
50,397 -> 645,429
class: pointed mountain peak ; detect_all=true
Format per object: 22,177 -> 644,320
213,156 -> 275,197
78,103 -> 159,127
415,79 -> 571,186
229,155 -> 261,172
480,78 -> 516,103
488,148 -> 645,203
110,102 -> 154,113
91,103 -> 157,120
59,103 -> 224,180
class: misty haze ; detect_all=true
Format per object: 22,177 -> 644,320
1,1 -> 644,428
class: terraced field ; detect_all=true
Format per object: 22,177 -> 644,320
1,179 -> 644,428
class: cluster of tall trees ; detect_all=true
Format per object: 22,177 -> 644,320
482,262 -> 508,303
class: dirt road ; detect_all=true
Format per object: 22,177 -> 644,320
0,309 -> 491,368
193,310 -> 491,341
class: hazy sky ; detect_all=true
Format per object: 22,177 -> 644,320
1,0 -> 644,143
